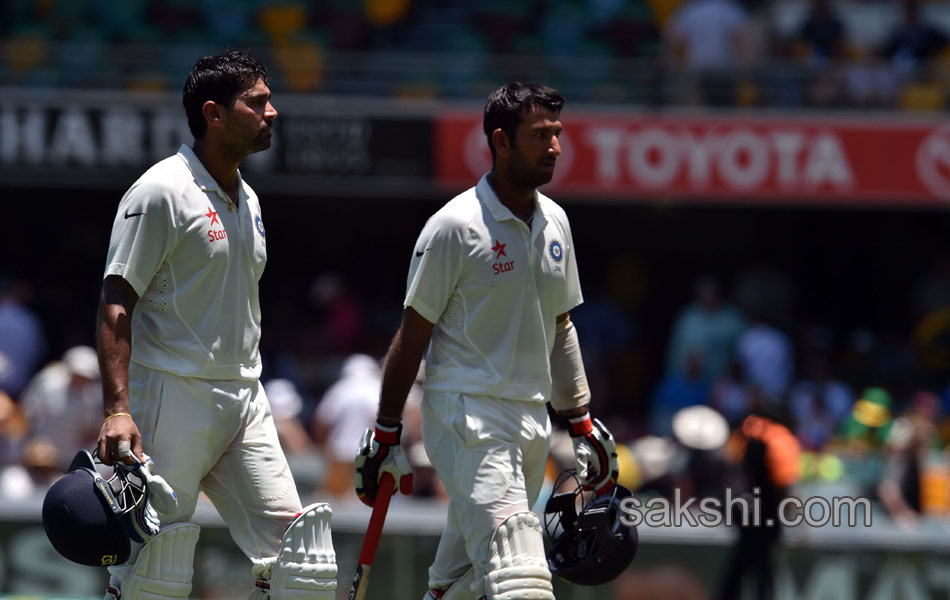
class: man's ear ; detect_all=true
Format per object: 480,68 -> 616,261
492,128 -> 512,159
202,100 -> 224,130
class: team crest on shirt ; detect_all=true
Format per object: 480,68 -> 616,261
549,240 -> 563,263
255,215 -> 265,239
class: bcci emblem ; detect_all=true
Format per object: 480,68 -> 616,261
548,240 -> 563,263
255,215 -> 265,239
101,554 -> 119,566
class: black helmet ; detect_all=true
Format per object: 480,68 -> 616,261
42,450 -> 152,567
544,470 -> 638,586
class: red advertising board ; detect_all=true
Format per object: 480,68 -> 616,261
434,111 -> 950,207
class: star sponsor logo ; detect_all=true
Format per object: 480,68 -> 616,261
206,206 -> 226,242
491,239 -> 514,275
491,239 -> 507,259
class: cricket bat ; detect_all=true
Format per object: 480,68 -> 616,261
348,472 -> 396,600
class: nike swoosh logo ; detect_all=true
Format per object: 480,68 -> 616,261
124,209 -> 145,219
415,248 -> 429,257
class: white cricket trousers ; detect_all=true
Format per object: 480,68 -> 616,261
421,391 -> 551,592
122,362 -> 302,568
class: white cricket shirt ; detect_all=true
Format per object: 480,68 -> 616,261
104,144 -> 267,380
405,174 -> 583,402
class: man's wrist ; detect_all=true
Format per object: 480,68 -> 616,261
376,414 -> 402,427
567,414 -> 593,437
375,418 -> 402,445
557,404 -> 589,418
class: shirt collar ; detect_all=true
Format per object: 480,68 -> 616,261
177,144 -> 244,199
476,173 -> 549,226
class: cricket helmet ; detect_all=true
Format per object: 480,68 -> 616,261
543,470 -> 638,586
42,449 -> 153,567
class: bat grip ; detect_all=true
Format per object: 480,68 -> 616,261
358,472 -> 396,566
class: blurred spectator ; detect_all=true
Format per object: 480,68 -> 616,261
649,350 -> 711,437
670,405 -> 731,501
0,390 -> 27,467
19,345 -> 102,471
311,353 -> 381,497
719,409 -> 801,600
797,0 -> 845,65
787,327 -> 854,450
628,434 -> 680,499
0,437 -> 61,500
709,359 -> 755,429
838,386 -> 895,452
264,378 -> 316,456
665,0 -> 754,105
793,0 -> 847,106
666,275 -> 747,382
876,402 -> 938,529
0,276 -> 47,398
881,0 -> 949,81
735,312 -> 795,401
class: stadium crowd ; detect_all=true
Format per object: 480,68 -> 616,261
4,237 -> 950,535
5,0 -> 950,109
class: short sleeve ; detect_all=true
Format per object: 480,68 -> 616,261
559,216 -> 584,315
404,213 -> 465,324
103,180 -> 178,297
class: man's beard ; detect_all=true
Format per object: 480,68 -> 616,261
506,154 -> 554,189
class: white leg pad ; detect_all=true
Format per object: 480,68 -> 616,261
482,512 -> 554,600
268,502 -> 337,600
115,522 -> 200,599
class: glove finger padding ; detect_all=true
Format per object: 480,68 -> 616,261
568,416 -> 619,496
138,454 -> 178,515
354,423 -> 414,506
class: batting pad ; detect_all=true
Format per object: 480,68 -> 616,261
270,502 -> 337,599
118,522 -> 200,599
483,512 -> 554,600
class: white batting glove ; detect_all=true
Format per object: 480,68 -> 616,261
568,415 -> 619,495
355,421 -> 413,507
137,453 -> 179,515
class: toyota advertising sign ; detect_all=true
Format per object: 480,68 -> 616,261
435,111 -> 950,207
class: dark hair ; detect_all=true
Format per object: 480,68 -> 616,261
483,82 -> 565,160
182,50 -> 270,139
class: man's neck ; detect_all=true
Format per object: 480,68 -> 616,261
487,171 -> 535,222
192,139 -> 241,196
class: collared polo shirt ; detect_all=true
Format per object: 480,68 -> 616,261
405,174 -> 583,402
103,144 -> 267,380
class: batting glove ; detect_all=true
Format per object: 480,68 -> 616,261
355,421 -> 413,507
568,415 -> 619,495
136,453 -> 178,515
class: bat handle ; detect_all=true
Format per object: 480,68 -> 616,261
358,472 -> 396,566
